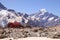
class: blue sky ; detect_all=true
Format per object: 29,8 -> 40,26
0,0 -> 60,16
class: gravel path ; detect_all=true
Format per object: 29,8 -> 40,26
0,37 -> 60,40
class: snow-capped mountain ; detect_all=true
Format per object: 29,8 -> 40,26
0,9 -> 29,27
0,2 -> 60,27
27,9 -> 60,27
0,3 -> 29,27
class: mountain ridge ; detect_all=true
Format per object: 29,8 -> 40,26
0,2 -> 7,10
0,2 -> 60,27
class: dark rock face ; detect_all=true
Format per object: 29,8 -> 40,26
23,14 -> 29,18
7,9 -> 15,12
0,3 -> 7,10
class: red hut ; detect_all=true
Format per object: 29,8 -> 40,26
7,21 -> 24,28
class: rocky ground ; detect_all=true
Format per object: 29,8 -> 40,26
0,37 -> 60,40
0,26 -> 60,39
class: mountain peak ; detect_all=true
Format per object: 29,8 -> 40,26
40,9 -> 47,13
0,2 -> 7,10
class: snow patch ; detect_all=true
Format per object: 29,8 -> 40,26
36,18 -> 40,21
54,18 -> 59,21
0,10 -> 8,17
31,16 -> 35,20
8,16 -> 23,23
40,9 -> 47,13
25,19 -> 28,23
42,16 -> 48,20
39,9 -> 47,16
48,17 -> 54,21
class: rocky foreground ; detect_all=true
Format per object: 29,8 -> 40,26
0,26 -> 60,39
